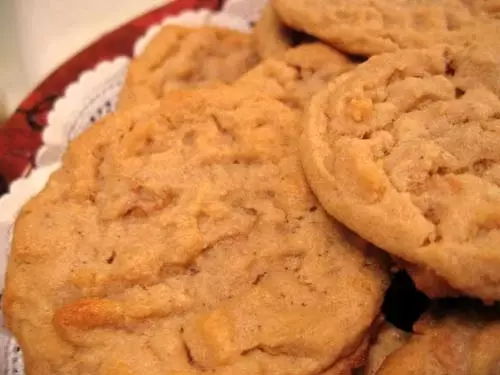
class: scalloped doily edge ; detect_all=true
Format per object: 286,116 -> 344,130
37,57 -> 130,166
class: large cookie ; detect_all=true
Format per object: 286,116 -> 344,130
237,42 -> 354,110
271,0 -> 481,55
3,87 -> 388,375
374,306 -> 500,374
117,26 -> 260,110
301,47 -> 500,301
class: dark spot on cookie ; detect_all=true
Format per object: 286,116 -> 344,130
182,337 -> 197,367
455,87 -> 465,98
187,265 -> 200,276
309,206 -> 317,212
472,158 -> 495,175
436,166 -> 449,175
252,272 -> 267,285
361,132 -> 371,140
423,206 -> 440,225
445,64 -> 456,76
106,251 -> 116,264
349,54 -> 368,64
264,190 -> 276,198
422,237 -> 432,247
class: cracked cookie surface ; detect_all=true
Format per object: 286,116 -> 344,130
237,42 -> 354,111
301,47 -> 500,300
117,26 -> 260,110
4,87 -> 388,375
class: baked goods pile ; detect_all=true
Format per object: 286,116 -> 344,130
3,0 -> 500,374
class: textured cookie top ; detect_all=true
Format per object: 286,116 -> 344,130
237,42 -> 354,110
376,309 -> 500,375
302,47 -> 500,300
272,0 -> 483,55
117,26 -> 260,110
4,87 -> 388,375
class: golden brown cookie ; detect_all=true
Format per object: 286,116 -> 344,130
237,42 -> 354,110
301,47 -> 500,301
117,26 -> 260,110
4,87 -> 389,375
271,0 -> 480,55
253,4 -> 294,58
375,307 -> 500,375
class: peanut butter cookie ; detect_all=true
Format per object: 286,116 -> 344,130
117,26 -> 260,110
272,0 -> 479,55
4,87 -> 388,375
302,47 -> 500,300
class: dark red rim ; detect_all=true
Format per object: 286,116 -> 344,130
0,0 -> 226,196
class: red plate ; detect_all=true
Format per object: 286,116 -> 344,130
0,0 -> 226,196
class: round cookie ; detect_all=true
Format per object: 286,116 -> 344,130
271,0 -> 480,56
253,4 -> 294,59
301,47 -> 500,301
375,307 -> 500,374
237,42 -> 354,110
117,26 -> 260,110
3,87 -> 389,375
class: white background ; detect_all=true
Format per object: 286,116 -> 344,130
0,0 -> 170,120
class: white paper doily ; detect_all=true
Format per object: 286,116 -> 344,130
0,1 -> 266,373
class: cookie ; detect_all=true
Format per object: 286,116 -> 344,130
375,306 -> 500,374
4,87 -> 389,375
237,42 -> 354,110
363,324 -> 409,375
253,4 -> 294,58
301,47 -> 500,301
117,26 -> 260,110
271,0 -> 480,55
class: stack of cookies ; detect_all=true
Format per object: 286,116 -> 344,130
3,1 -> 500,374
